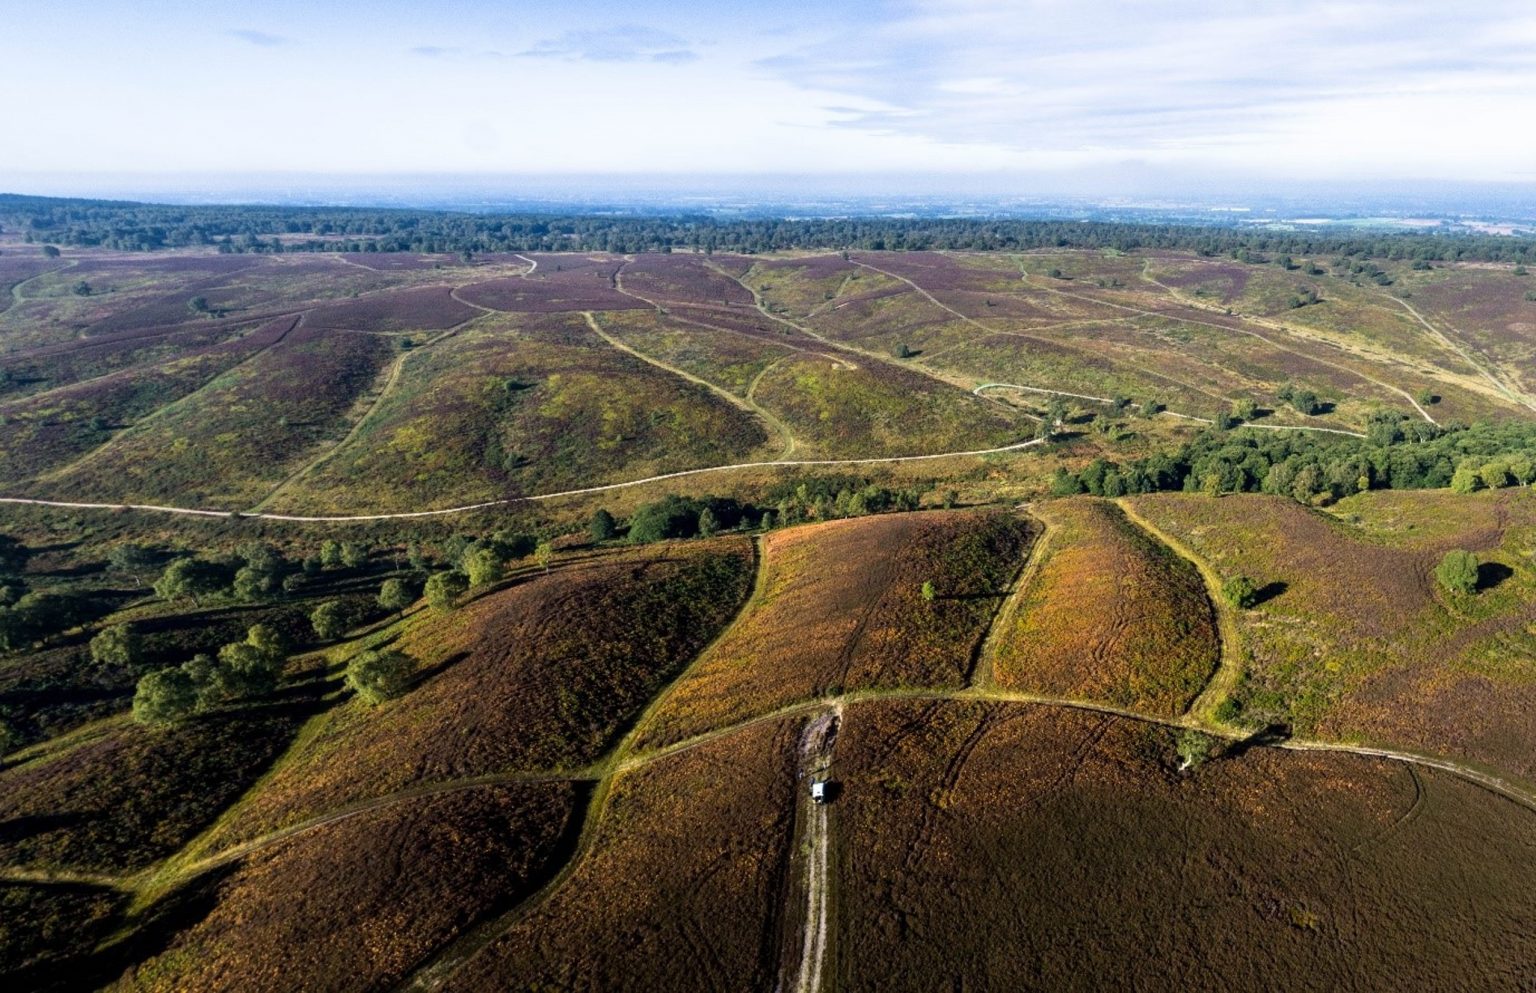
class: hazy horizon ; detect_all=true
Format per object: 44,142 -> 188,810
6,1 -> 1535,188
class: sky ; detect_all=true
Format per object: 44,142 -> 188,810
3,0 -> 1535,193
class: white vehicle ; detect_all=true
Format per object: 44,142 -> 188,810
810,780 -> 829,803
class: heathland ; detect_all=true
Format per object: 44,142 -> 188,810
3,210 -> 1536,991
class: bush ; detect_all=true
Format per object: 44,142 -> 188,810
1222,575 -> 1259,609
346,649 -> 415,704
154,558 -> 224,605
589,509 -> 617,542
132,668 -> 198,726
89,623 -> 141,666
1436,550 -> 1479,595
310,600 -> 352,641
461,546 -> 503,588
378,578 -> 414,614
425,570 -> 468,611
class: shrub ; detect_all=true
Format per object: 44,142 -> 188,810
154,558 -> 223,605
1222,575 -> 1259,609
589,509 -> 617,542
462,547 -> 503,588
132,668 -> 198,726
340,542 -> 370,569
378,578 -> 414,614
1436,550 -> 1479,595
346,649 -> 415,704
89,623 -> 141,666
311,600 -> 352,641
425,570 -> 468,611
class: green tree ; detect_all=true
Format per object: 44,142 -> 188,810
697,508 -> 720,537
1222,575 -> 1259,609
310,600 -> 351,641
346,649 -> 415,704
425,570 -> 468,611
1450,463 -> 1483,494
133,668 -> 198,725
233,565 -> 279,601
1480,460 -> 1513,490
319,540 -> 344,569
1232,398 -> 1258,421
340,542 -> 370,569
535,541 -> 554,573
188,295 -> 210,313
378,577 -> 414,614
921,580 -> 936,602
1436,550 -> 1479,595
589,508 -> 618,542
89,623 -> 141,667
154,558 -> 222,606
1176,730 -> 1214,770
461,546 -> 503,588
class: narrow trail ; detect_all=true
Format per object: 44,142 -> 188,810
0,440 -> 1044,523
971,506 -> 1052,689
790,704 -> 840,993
1386,292 -> 1536,412
249,310 -> 492,511
3,259 -> 75,317
513,254 -> 538,277
1024,261 -> 1440,424
582,311 -> 797,458
704,259 -> 1022,407
1115,498 -> 1244,724
29,313 -> 306,487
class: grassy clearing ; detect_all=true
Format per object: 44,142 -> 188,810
992,497 -> 1218,716
835,697 -> 1536,992
634,511 -> 1036,749
452,716 -> 799,993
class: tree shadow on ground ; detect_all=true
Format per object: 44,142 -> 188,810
1477,562 -> 1514,592
1251,581 -> 1288,606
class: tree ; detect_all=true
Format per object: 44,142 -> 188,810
1232,398 -> 1258,422
340,542 -> 370,569
132,668 -> 198,725
758,510 -> 776,530
1176,730 -> 1214,771
346,649 -> 415,704
461,546 -> 503,588
233,565 -> 279,601
589,508 -> 617,543
246,623 -> 290,658
1450,463 -> 1483,494
425,570 -> 468,611
319,540 -> 344,569
535,541 -> 554,573
378,578 -> 414,614
1436,550 -> 1479,595
0,719 -> 16,758
89,624 -> 141,667
211,630 -> 287,700
310,600 -> 352,641
921,580 -> 936,602
188,296 -> 210,313
41,245 -> 61,258
154,558 -> 222,606
1222,575 -> 1259,609
697,508 -> 720,537
893,342 -> 914,359
108,543 -> 157,587
72,280 -> 92,296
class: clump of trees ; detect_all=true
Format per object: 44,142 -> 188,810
1222,575 -> 1260,609
425,570 -> 468,611
132,623 -> 291,725
1048,417 -> 1536,505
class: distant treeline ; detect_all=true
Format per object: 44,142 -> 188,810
2,193 -> 1532,263
1052,416 -> 1536,502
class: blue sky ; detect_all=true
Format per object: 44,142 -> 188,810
3,0 -> 1534,186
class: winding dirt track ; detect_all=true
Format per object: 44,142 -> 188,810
0,439 -> 1044,523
